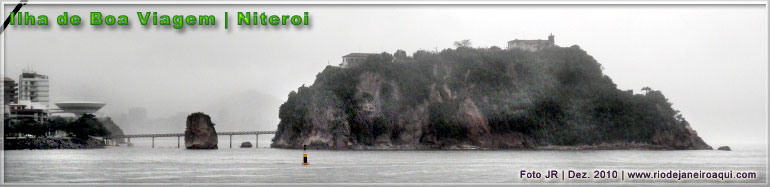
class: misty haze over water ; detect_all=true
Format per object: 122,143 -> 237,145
109,90 -> 282,134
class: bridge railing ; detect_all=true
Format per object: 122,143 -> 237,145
107,131 -> 276,138
105,131 -> 276,148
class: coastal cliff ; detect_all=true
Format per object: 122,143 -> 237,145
270,46 -> 712,150
100,117 -> 126,144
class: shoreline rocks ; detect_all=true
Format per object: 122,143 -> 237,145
4,137 -> 105,150
240,141 -> 253,148
274,142 -> 702,151
184,112 -> 218,149
538,143 -> 676,151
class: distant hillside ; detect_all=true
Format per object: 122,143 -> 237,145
204,90 -> 281,132
271,45 -> 712,150
114,90 -> 280,134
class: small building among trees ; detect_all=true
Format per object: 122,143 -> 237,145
507,34 -> 555,51
340,53 -> 378,68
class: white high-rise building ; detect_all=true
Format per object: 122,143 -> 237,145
17,69 -> 49,109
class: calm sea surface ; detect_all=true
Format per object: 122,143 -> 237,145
3,138 -> 767,184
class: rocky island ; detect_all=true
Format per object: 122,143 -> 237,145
185,112 -> 219,149
271,45 -> 712,150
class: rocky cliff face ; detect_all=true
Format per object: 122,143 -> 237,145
185,112 -> 218,149
271,46 -> 712,150
100,117 -> 126,144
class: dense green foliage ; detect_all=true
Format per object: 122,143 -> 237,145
4,114 -> 111,141
4,118 -> 49,137
273,45 -> 697,147
67,114 -> 111,141
427,101 -> 467,142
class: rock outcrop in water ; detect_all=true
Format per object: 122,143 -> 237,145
240,141 -> 253,148
184,112 -> 218,149
271,46 -> 712,150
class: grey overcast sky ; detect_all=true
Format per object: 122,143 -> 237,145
2,3 -> 766,145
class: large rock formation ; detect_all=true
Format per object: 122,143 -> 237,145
271,46 -> 712,150
99,117 -> 126,144
184,112 -> 218,149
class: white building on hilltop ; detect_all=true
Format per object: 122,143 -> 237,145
507,34 -> 556,51
340,53 -> 378,68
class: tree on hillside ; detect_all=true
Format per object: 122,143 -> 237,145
453,39 -> 472,48
642,86 -> 652,94
24,119 -> 48,137
48,117 -> 69,133
394,49 -> 408,62
4,118 -> 47,137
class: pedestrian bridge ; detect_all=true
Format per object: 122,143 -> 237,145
106,131 -> 276,148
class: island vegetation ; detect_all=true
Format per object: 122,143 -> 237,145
271,42 -> 712,150
4,114 -> 118,149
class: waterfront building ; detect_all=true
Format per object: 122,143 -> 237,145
3,77 -> 18,105
128,107 -> 148,123
17,69 -> 50,109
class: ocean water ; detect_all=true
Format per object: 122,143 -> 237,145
2,139 -> 766,184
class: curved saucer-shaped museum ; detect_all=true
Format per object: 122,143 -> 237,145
54,101 -> 106,116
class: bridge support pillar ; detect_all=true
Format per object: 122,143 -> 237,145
152,137 -> 155,148
177,136 -> 180,148
128,137 -> 131,143
229,135 -> 232,148
255,134 -> 258,148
